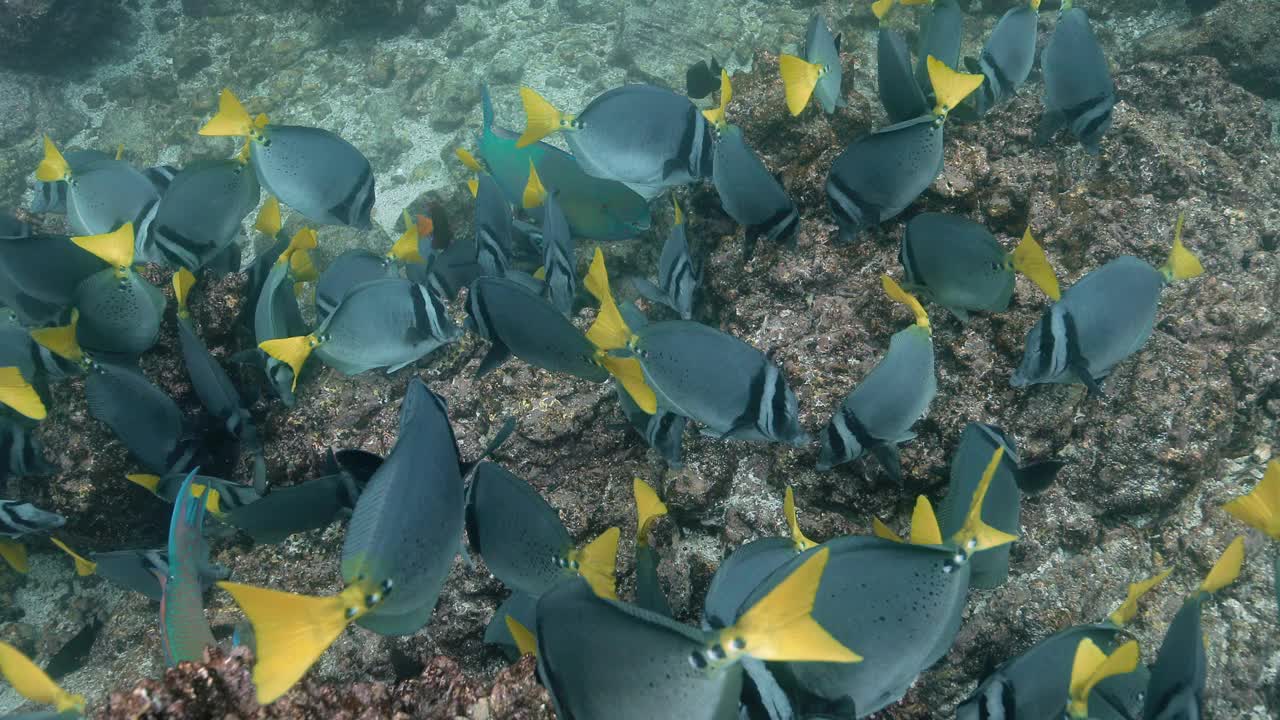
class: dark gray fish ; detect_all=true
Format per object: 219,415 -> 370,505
30,149 -> 112,214
147,159 -> 261,271
476,173 -> 513,277
967,3 -> 1040,118
1037,6 -> 1115,154
62,159 -> 160,244
483,590 -> 539,660
702,537 -> 798,631
466,276 -> 608,382
0,232 -> 105,326
632,205 -> 699,321
914,0 -> 964,100
878,26 -> 929,124
686,58 -> 723,99
73,267 -> 167,357
314,249 -> 398,323
616,383 -> 687,468
0,414 -> 54,483
223,449 -> 380,544
310,278 -> 460,375
251,126 -> 374,228
519,85 -> 714,196
85,359 -> 189,475
826,115 -> 943,243
0,212 -> 30,240
710,125 -> 798,259
130,471 -> 261,513
818,324 -> 935,481
239,233 -> 290,334
252,236 -> 315,405
632,321 -> 808,446
805,14 -> 845,113
633,480 -> 670,618
0,499 -> 65,538
539,191 -> 576,317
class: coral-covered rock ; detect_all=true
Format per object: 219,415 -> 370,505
0,0 -> 123,72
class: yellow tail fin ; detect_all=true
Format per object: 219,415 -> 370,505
218,582 -> 367,704
1222,459 -> 1280,538
389,210 -> 424,265
672,195 -> 684,226
281,227 -> 318,265
174,267 -> 197,318
584,248 -> 657,414
255,196 -> 282,237
571,527 -> 620,600
36,136 -> 71,183
260,335 -> 320,392
702,69 -> 733,128
633,479 -> 668,547
0,539 -> 28,574
127,473 -> 162,494
784,487 -> 817,551
952,447 -> 1019,552
1161,213 -> 1204,282
779,55 -> 822,117
199,88 -> 255,137
0,367 -> 46,421
872,0 -> 895,21
506,616 -> 538,657
724,547 -> 861,663
1011,227 -> 1061,301
909,495 -> 943,546
532,266 -> 547,281
871,517 -> 904,543
1199,536 -> 1245,595
0,640 -> 86,714
517,87 -> 572,149
881,275 -> 930,331
290,249 -> 318,283
30,310 -> 83,364
523,160 -> 547,209
927,56 -> 984,117
1067,639 -> 1139,719
1030,0 -> 1042,9
1108,568 -> 1172,627
73,223 -> 136,270
466,178 -> 479,198
455,147 -> 484,172
50,538 -> 97,577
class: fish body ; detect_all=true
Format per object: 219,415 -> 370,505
484,590 -> 539,660
466,276 -> 608,382
826,115 -> 943,243
223,460 -> 373,545
253,251 -> 312,405
176,314 -> 261,467
341,380 -> 464,635
30,149 -> 112,214
308,278 -> 459,376
805,14 -> 845,113
878,27 -> 929,123
73,267 -> 166,356
85,359 -> 188,475
914,0 -> 964,99
1011,257 -> 1164,389
1145,597 -> 1209,719
632,320 -> 808,446
1037,7 -> 1115,153
315,250 -> 400,322
702,537 -> 797,630
539,191 -> 576,316
631,217 -> 699,321
900,212 -> 1013,320
686,58 -> 723,99
148,159 -> 260,271
64,158 -> 160,242
0,414 -> 54,483
0,232 -> 105,326
475,173 -> 513,277
250,125 -> 374,228
616,383 -> 687,468
134,471 -> 261,513
0,499 -> 65,538
160,471 -> 217,666
818,324 -> 935,479
969,4 -> 1039,117
710,125 -> 798,258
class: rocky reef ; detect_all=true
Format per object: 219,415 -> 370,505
1,0 -> 1277,718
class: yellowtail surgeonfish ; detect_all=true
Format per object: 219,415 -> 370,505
1036,0 -> 1115,154
0,499 -> 64,574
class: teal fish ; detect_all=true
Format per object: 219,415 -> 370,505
1037,3 -> 1115,154
159,470 -> 216,667
1012,216 -> 1204,392
465,461 -> 619,599
199,90 -> 374,228
900,214 -> 1061,321
534,549 -> 860,720
69,223 -> 166,356
146,159 -> 261,271
818,278 -> 935,481
220,379 -> 465,704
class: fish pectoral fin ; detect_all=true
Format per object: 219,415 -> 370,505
870,443 -> 903,485
1035,109 -> 1067,145
1016,459 -> 1066,494
945,305 -> 972,323
476,341 -> 512,377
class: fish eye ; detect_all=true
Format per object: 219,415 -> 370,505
366,593 -> 380,606
688,652 -> 708,669
942,561 -> 955,574
708,644 -> 726,661
381,579 -> 394,593
966,539 -> 977,551
731,637 -> 746,651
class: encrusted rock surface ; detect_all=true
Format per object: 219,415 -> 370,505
1,0 -> 1277,718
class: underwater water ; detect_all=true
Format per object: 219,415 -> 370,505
1,0 -> 1278,717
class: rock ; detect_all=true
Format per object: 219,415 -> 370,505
416,0 -> 457,38
1133,0 -> 1280,98
0,0 -> 123,72
0,75 -> 34,146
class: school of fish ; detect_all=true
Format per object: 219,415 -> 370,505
0,1 -> 1270,718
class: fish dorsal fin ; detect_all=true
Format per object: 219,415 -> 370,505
0,367 -> 46,421
872,517 -> 904,542
951,446 -> 1019,552
909,495 -> 943,545
871,0 -> 895,21
36,136 -> 71,182
517,87 -> 574,149
506,616 -> 537,657
722,547 -> 862,664
1199,536 -> 1245,595
927,56 -> 984,117
672,196 -> 684,226
174,267 -> 197,318
256,196 -> 282,237
633,478 -> 668,546
784,487 -> 817,551
389,210 -> 424,265
50,537 -> 97,576
1223,459 -> 1280,537
702,69 -> 733,129
199,88 -> 254,137
1067,639 -> 1139,719
456,147 -> 483,172
570,527 -> 620,600
881,274 -> 930,331
73,222 -> 136,270
1011,227 -> 1061,301
0,640 -> 86,714
522,160 -> 547,209
779,55 -> 823,117
280,227 -> 318,265
290,249 -> 318,284
127,473 -> 162,494
30,310 -> 83,363
260,335 -> 320,392
532,266 -> 547,281
585,248 -> 657,414
217,582 -> 370,704
1161,212 -> 1204,282
1108,568 -> 1172,626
